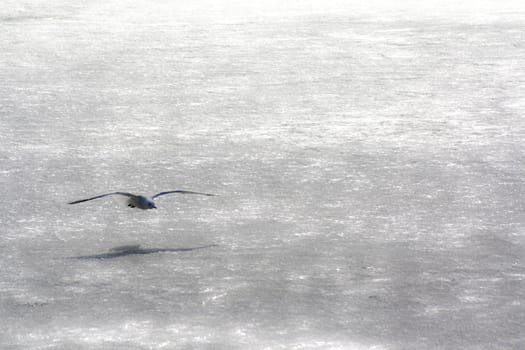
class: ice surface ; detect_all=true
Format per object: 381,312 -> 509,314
1,1 -> 525,349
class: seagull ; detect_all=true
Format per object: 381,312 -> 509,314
68,190 -> 215,210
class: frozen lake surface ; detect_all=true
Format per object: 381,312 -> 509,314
1,1 -> 525,349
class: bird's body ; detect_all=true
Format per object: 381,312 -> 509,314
68,190 -> 215,210
127,195 -> 156,209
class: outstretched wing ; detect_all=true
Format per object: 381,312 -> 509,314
68,192 -> 136,205
152,190 -> 215,199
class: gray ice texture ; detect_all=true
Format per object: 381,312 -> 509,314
1,1 -> 524,349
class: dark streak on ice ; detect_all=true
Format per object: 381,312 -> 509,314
0,15 -> 51,23
68,244 -> 218,260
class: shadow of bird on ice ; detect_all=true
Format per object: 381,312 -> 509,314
68,244 -> 218,260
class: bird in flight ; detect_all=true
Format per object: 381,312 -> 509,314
68,190 -> 215,210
